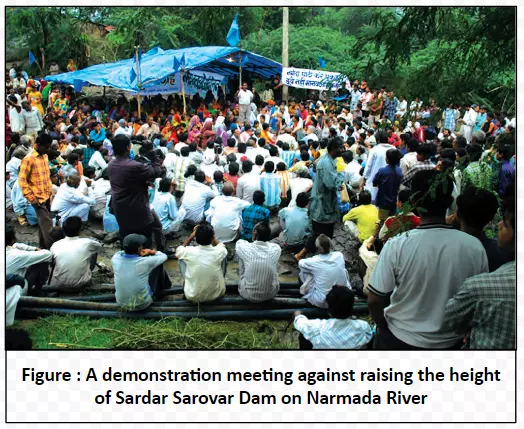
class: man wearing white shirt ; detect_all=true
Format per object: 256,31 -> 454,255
181,171 -> 218,224
277,130 -> 298,150
9,63 -> 17,80
12,74 -> 26,90
6,225 -> 52,297
7,96 -> 24,134
396,96 -> 408,118
400,139 -> 420,177
236,82 -> 254,125
49,216 -> 102,289
89,169 -> 111,218
236,160 -> 261,203
137,116 -> 160,138
303,126 -> 320,143
114,119 -> 134,137
176,223 -> 228,303
20,101 -> 44,138
460,104 -> 478,144
249,138 -> 270,161
343,151 -> 363,190
205,182 -> 250,243
289,168 -> 313,208
51,175 -> 96,225
88,142 -> 108,178
362,131 -> 395,202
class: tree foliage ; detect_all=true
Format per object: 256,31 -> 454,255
6,6 -> 515,112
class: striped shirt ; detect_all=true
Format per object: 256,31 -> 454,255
18,149 -> 52,204
172,157 -> 193,192
276,170 -> 292,198
260,172 -> 282,208
236,240 -> 281,302
281,150 -> 299,168
444,261 -> 515,349
294,315 -> 373,349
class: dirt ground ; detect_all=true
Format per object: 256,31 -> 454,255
7,207 -> 364,295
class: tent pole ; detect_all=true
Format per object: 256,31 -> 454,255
137,94 -> 141,119
181,67 -> 187,115
239,51 -> 242,88
135,45 -> 142,119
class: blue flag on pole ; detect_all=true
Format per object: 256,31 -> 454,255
173,53 -> 186,72
130,48 -> 142,83
226,13 -> 241,47
29,50 -> 37,66
318,57 -> 326,68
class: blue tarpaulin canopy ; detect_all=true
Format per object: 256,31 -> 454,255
46,46 -> 282,93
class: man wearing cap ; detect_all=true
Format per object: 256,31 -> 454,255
107,134 -> 166,250
460,104 -> 477,144
112,234 -> 170,310
475,106 -> 487,132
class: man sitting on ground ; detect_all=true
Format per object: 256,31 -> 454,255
294,286 -> 373,349
6,224 -> 52,296
112,234 -> 170,311
236,159 -> 261,203
152,178 -> 185,236
240,190 -> 270,241
298,234 -> 351,308
342,190 -> 380,243
379,189 -> 420,242
205,182 -> 250,243
51,174 -> 96,225
180,170 -> 218,225
175,223 -> 228,303
277,192 -> 312,249
49,216 -> 102,289
236,222 -> 281,302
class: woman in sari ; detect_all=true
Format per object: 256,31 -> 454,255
162,121 -> 178,145
188,123 -> 201,144
67,59 -> 77,72
198,118 -> 216,148
214,116 -> 226,141
27,80 -> 44,115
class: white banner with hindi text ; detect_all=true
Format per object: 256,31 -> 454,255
282,67 -> 349,91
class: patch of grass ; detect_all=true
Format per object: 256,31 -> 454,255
13,316 -> 297,350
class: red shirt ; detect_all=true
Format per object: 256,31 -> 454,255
388,133 -> 400,146
383,214 -> 421,240
223,173 -> 239,195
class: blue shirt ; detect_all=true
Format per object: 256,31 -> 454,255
89,128 -> 106,143
241,204 -> 270,241
282,150 -> 299,168
279,206 -> 312,245
260,172 -> 282,208
498,160 -> 515,196
372,165 -> 402,210
152,191 -> 179,231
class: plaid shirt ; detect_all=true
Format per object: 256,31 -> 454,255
240,204 -> 270,241
83,146 -> 96,169
400,160 -> 435,188
18,149 -> 52,204
443,108 -> 457,131
444,261 -> 515,349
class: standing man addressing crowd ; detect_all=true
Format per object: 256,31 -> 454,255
236,82 -> 254,125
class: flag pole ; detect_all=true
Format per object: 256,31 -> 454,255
239,50 -> 242,88
135,45 -> 142,120
181,65 -> 187,116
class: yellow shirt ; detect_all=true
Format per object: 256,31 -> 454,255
342,204 -> 379,242
336,157 -> 347,173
